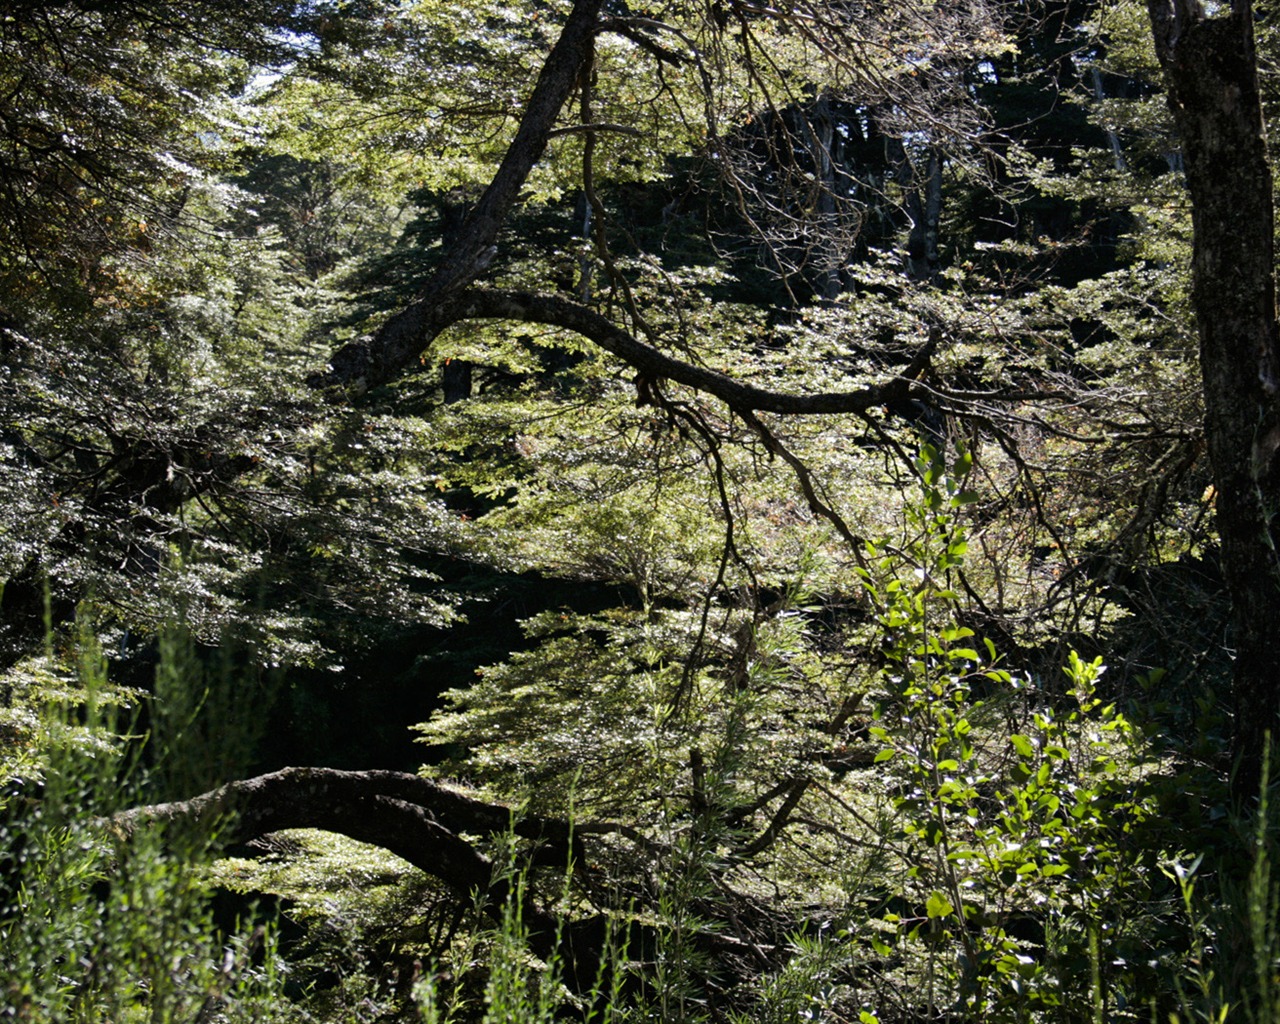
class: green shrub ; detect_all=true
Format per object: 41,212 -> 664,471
0,620 -> 295,1022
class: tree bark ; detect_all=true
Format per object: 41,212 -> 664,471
1145,0 -> 1280,799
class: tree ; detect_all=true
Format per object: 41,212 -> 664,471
0,0 -> 460,670
1142,0 -> 1280,799
8,0 -> 1264,1017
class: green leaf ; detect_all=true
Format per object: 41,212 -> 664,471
925,892 -> 954,919
1011,734 -> 1035,758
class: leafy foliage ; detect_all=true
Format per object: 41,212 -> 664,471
3,0 -> 1277,1019
0,625 -> 292,1022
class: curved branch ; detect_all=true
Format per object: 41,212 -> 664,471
461,287 -> 929,415
114,767 -> 578,919
112,767 -> 791,995
736,778 -> 809,859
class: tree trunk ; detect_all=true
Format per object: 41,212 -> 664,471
1145,0 -> 1280,799
313,0 -> 606,393
887,138 -> 943,284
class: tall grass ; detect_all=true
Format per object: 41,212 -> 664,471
0,620 -> 292,1022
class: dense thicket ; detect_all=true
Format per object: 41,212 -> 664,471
2,0 -> 1276,1021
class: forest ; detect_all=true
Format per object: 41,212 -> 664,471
4,0 -> 1280,1020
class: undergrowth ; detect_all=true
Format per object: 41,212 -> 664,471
3,456 -> 1279,1023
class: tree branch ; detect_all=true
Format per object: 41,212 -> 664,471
461,287 -> 930,415
112,766 -> 789,995
113,767 -> 579,920
313,0 -> 606,392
